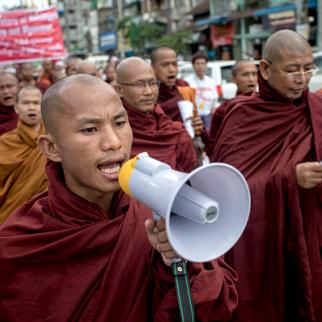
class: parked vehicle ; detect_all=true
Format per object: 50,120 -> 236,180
178,60 -> 238,99
309,51 -> 322,92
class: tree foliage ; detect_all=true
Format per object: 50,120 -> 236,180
156,30 -> 194,54
117,18 -> 166,53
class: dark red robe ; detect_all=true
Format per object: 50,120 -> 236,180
123,100 -> 198,172
204,92 -> 255,157
0,104 -> 18,135
210,73 -> 322,322
157,79 -> 191,122
0,161 -> 239,322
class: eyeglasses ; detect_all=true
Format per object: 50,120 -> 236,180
266,60 -> 319,79
119,80 -> 159,89
284,66 -> 319,79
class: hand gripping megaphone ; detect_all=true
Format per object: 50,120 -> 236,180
119,152 -> 250,263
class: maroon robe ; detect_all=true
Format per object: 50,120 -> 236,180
123,100 -> 198,172
204,92 -> 255,157
210,73 -> 322,322
0,104 -> 18,135
0,161 -> 239,322
157,79 -> 191,122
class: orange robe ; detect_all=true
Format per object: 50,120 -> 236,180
0,120 -> 48,223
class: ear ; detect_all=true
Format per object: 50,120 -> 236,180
259,60 -> 270,81
38,134 -> 62,162
114,84 -> 124,97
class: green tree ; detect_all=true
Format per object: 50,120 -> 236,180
117,18 -> 166,54
156,30 -> 194,54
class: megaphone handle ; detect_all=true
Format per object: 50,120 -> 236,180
172,260 -> 196,322
152,213 -> 195,322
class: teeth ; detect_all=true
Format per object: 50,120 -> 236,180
100,164 -> 120,174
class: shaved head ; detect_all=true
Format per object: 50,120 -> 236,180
151,47 -> 176,65
263,30 -> 311,62
116,57 -> 153,83
77,60 -> 97,76
41,74 -> 111,135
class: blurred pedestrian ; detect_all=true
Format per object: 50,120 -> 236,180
204,59 -> 258,149
151,47 -> 204,164
65,56 -> 83,76
77,60 -> 99,77
0,86 -> 47,223
0,72 -> 19,135
185,52 -> 219,130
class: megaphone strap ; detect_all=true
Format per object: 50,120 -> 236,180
172,260 -> 195,322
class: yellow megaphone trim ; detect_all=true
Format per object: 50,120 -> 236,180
118,156 -> 139,196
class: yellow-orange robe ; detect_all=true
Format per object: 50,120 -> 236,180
0,120 -> 48,223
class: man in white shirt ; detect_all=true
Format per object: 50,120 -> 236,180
185,53 -> 219,130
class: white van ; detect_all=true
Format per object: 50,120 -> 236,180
309,52 -> 322,92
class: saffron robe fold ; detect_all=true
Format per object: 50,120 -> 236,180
210,74 -> 322,322
0,161 -> 239,322
0,120 -> 47,223
0,104 -> 18,135
123,100 -> 198,172
157,79 -> 196,123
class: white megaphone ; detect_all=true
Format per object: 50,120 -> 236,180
119,152 -> 250,263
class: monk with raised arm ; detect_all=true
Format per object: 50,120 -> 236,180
0,74 -> 238,322
211,30 -> 322,322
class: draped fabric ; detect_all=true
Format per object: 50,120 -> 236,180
157,79 -> 195,122
0,104 -> 18,135
0,121 -> 47,223
0,160 -> 239,322
210,73 -> 322,322
123,100 -> 197,172
204,92 -> 255,157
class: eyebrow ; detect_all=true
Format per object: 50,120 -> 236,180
77,110 -> 128,125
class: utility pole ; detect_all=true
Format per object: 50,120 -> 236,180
117,0 -> 125,58
318,0 -> 322,50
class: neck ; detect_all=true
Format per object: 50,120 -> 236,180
196,74 -> 204,80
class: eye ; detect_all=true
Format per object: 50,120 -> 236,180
81,127 -> 98,134
115,120 -> 127,128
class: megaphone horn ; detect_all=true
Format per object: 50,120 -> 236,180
119,152 -> 251,263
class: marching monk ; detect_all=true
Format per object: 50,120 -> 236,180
0,72 -> 19,135
151,47 -> 204,164
0,85 -> 47,223
211,30 -> 322,322
115,57 -> 197,172
0,75 -> 238,321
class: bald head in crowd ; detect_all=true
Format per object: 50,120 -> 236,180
116,57 -> 159,113
231,60 -> 258,94
262,29 -> 311,62
77,60 -> 98,77
260,29 -> 314,102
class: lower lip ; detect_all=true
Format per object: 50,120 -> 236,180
99,169 -> 120,181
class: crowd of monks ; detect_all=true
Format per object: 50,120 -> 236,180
0,29 -> 321,322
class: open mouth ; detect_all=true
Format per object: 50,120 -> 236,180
97,159 -> 124,180
167,76 -> 176,81
3,96 -> 13,103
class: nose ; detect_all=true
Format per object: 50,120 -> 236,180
100,126 -> 122,151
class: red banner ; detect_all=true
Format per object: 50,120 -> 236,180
0,7 -> 67,65
211,23 -> 234,48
